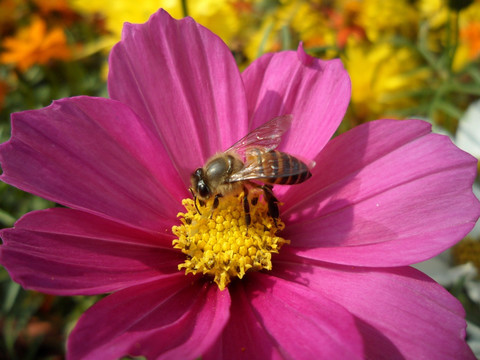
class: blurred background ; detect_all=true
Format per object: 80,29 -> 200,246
0,0 -> 479,358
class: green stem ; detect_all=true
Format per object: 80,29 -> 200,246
181,0 -> 189,17
447,10 -> 460,74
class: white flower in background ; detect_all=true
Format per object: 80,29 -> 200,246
457,100 -> 480,158
414,99 -> 480,358
468,321 -> 480,358
457,100 -> 480,238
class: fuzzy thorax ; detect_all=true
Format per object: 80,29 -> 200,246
172,191 -> 289,290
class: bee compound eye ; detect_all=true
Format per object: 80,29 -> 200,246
198,182 -> 210,198
194,168 -> 203,178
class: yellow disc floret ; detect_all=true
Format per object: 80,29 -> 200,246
172,191 -> 289,290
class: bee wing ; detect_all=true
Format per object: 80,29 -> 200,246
226,114 -> 293,157
228,150 -> 316,182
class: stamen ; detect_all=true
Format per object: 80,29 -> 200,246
172,191 -> 289,290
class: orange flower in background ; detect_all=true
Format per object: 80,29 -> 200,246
461,21 -> 480,59
0,17 -> 71,71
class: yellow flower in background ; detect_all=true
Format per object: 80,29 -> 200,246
70,0 -> 255,71
244,13 -> 281,62
245,1 -> 339,62
69,0 -> 165,28
419,0 -> 449,29
0,17 -> 71,71
189,0 -> 253,44
359,0 -> 418,42
343,41 -> 430,123
288,1 -> 331,49
244,1 -> 301,62
245,0 -> 367,62
419,0 -> 480,63
70,0 -> 253,46
70,0 -> 178,38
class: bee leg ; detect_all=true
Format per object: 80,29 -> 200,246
262,185 -> 279,227
210,193 -> 223,219
189,188 -> 202,215
243,186 -> 251,233
213,193 -> 223,210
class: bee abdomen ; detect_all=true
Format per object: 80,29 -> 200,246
258,150 -> 311,185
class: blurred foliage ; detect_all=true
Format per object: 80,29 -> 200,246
0,1 -> 107,358
1,0 -> 480,358
0,272 -> 100,359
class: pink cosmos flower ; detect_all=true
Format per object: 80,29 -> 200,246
1,9 -> 479,359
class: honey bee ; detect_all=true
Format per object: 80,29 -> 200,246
190,115 -> 315,226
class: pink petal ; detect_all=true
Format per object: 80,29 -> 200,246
273,259 -> 475,359
108,9 -> 248,182
242,44 -> 351,160
206,273 -> 364,359
0,208 -> 182,295
68,276 -> 231,360
281,119 -> 480,266
0,96 -> 185,232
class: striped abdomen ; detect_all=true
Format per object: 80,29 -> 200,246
251,149 -> 312,185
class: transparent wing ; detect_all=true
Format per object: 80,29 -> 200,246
226,115 -> 293,158
228,150 -> 316,182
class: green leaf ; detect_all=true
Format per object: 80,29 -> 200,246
435,100 -> 464,119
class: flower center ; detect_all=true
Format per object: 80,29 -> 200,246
172,190 -> 289,290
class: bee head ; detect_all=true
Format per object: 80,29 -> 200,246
191,168 -> 211,199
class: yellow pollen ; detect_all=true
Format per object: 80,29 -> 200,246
172,191 -> 289,290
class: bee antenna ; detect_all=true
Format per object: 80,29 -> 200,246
189,188 -> 202,215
